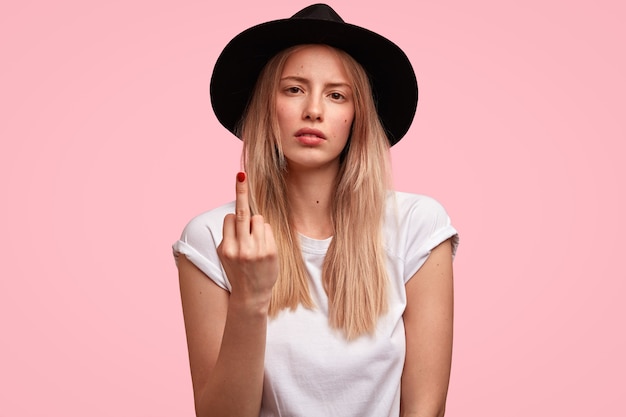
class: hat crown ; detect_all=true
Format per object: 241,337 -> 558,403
291,3 -> 345,23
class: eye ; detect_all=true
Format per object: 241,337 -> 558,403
329,92 -> 346,101
285,86 -> 303,94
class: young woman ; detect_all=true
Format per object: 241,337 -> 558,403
173,4 -> 459,417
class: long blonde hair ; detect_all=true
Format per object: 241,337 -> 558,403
238,44 -> 391,339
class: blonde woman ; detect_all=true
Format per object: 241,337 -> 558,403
173,4 -> 459,417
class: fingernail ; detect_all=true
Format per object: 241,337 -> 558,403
236,172 -> 246,182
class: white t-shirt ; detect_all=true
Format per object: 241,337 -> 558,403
173,191 -> 459,417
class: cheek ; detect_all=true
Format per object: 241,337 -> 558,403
275,105 -> 291,130
276,101 -> 300,121
342,111 -> 355,131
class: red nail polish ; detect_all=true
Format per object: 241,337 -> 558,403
236,172 -> 246,182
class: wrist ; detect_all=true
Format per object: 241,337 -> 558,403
228,291 -> 272,317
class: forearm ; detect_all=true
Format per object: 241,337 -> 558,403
195,298 -> 268,417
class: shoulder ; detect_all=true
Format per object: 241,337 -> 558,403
383,191 -> 458,276
180,201 -> 235,240
385,191 -> 452,228
175,200 -> 235,262
173,201 -> 236,291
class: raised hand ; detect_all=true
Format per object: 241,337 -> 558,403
217,172 -> 278,313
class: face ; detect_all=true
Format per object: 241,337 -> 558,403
275,45 -> 355,172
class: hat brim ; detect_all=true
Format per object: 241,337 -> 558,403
210,17 -> 417,146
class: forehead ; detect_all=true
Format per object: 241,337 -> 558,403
281,45 -> 350,80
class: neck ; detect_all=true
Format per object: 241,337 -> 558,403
285,164 -> 338,239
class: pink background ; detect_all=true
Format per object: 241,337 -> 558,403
1,0 -> 624,415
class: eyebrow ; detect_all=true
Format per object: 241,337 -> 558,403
279,76 -> 352,90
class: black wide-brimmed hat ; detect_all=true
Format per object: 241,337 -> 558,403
210,3 -> 418,146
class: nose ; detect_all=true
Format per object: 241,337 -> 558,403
302,95 -> 323,121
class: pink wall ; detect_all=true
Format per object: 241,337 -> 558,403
1,0 -> 624,415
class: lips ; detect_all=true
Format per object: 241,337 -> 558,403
295,128 -> 326,140
294,128 -> 326,146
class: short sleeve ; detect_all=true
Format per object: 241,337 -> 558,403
390,192 -> 459,283
172,202 -> 235,292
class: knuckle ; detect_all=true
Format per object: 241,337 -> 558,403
217,245 -> 235,260
236,185 -> 247,195
235,207 -> 248,221
238,248 -> 258,262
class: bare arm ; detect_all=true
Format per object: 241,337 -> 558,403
401,239 -> 454,417
178,172 -> 278,417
